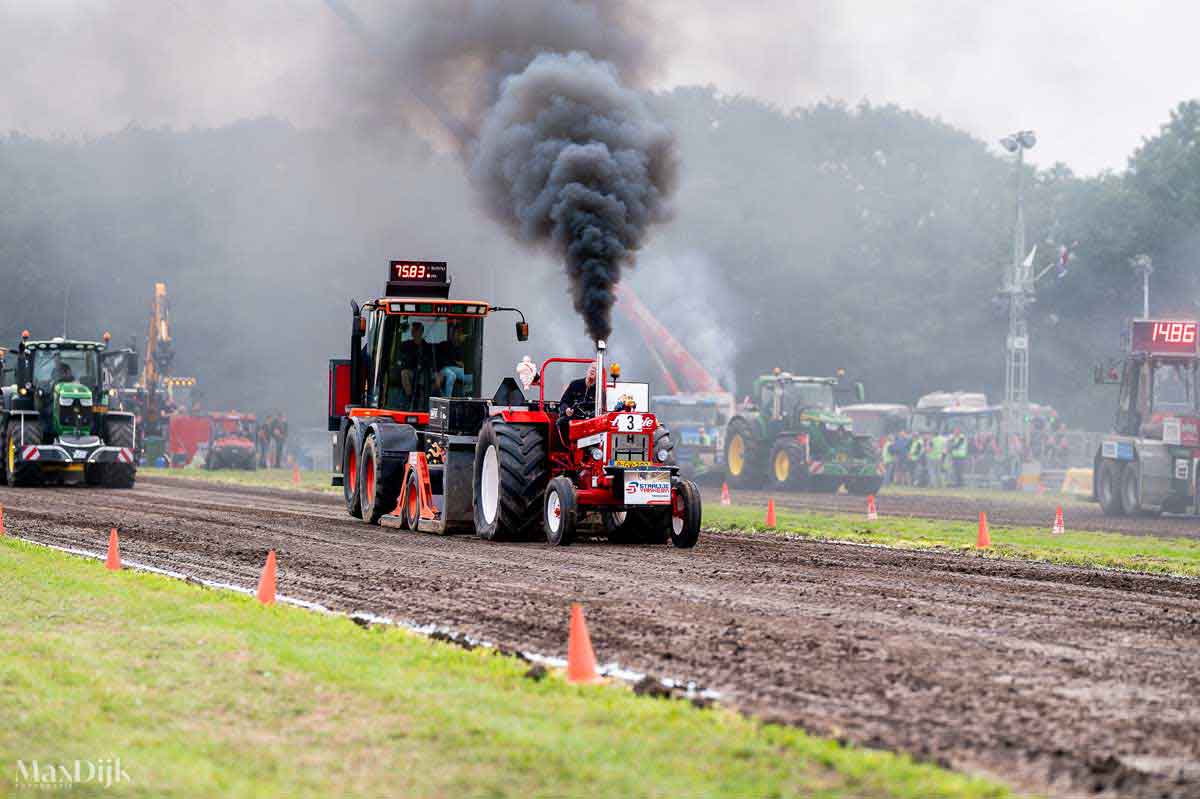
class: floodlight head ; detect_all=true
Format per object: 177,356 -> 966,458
1000,136 -> 1019,153
1018,131 -> 1037,148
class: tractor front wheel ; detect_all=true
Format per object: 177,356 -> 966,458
769,441 -> 806,490
724,419 -> 764,488
5,421 -> 41,487
669,479 -> 701,549
543,476 -> 578,546
473,420 -> 548,541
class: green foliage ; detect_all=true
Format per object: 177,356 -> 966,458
1,94 -> 1198,431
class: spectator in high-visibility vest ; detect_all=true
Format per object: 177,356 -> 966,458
928,432 -> 947,488
908,434 -> 926,486
881,434 -> 896,484
949,428 -> 969,487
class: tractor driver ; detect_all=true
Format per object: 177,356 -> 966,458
397,322 -> 436,409
557,364 -> 597,445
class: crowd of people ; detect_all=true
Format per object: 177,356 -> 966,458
880,422 -> 1073,488
255,412 -> 289,468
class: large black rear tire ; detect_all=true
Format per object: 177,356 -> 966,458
343,428 -> 363,519
360,434 -> 401,525
724,418 -> 765,488
102,417 -> 137,488
1097,459 -> 1123,516
5,420 -> 42,487
473,419 -> 548,541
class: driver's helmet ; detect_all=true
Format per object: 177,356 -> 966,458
613,393 -> 637,412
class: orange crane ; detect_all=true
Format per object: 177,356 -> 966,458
613,284 -> 726,395
613,284 -> 734,479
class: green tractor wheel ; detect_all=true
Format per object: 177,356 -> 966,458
5,420 -> 43,488
769,441 -> 808,491
724,418 -> 765,488
102,417 -> 136,488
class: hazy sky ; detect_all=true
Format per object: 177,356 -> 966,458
2,0 -> 1197,174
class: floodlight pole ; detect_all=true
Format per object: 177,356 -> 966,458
1000,130 -> 1036,461
1132,254 -> 1153,319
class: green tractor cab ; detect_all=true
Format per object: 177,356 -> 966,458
724,371 -> 882,494
1,334 -> 138,488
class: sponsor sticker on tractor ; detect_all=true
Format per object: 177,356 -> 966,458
624,470 -> 671,505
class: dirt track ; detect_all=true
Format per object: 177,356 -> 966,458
715,485 -> 1200,538
4,477 -> 1199,798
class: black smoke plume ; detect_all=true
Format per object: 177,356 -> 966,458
339,0 -> 678,342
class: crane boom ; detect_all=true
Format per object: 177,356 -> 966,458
613,284 -> 725,394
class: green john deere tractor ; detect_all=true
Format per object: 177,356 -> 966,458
723,371 -> 883,494
1,333 -> 139,487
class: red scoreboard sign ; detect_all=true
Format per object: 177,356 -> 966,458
1131,320 -> 1199,355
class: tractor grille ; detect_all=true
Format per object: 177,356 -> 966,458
60,401 -> 93,432
612,433 -> 650,463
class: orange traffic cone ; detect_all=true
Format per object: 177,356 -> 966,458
566,603 -> 602,684
257,550 -> 277,605
105,528 -> 121,570
720,482 -> 731,506
765,499 -> 777,528
1052,505 -> 1065,535
866,495 -> 878,521
292,463 -> 301,486
976,512 -> 991,549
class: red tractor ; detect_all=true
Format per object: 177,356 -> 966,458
328,260 -> 701,547
205,412 -> 258,471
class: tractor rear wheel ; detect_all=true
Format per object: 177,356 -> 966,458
5,420 -> 42,487
1097,460 -> 1123,516
342,428 -> 362,519
543,476 -> 578,546
102,418 -> 136,488
724,418 -> 764,488
669,479 -> 701,549
473,420 -> 548,541
360,434 -> 401,525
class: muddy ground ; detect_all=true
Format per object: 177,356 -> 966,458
3,477 -> 1198,798
714,485 -> 1200,539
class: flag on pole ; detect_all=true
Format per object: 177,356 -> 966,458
1056,241 -> 1077,279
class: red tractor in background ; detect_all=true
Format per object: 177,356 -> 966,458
205,412 -> 257,470
328,260 -> 701,547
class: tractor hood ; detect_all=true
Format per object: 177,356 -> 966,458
797,408 -> 853,429
54,382 -> 93,403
